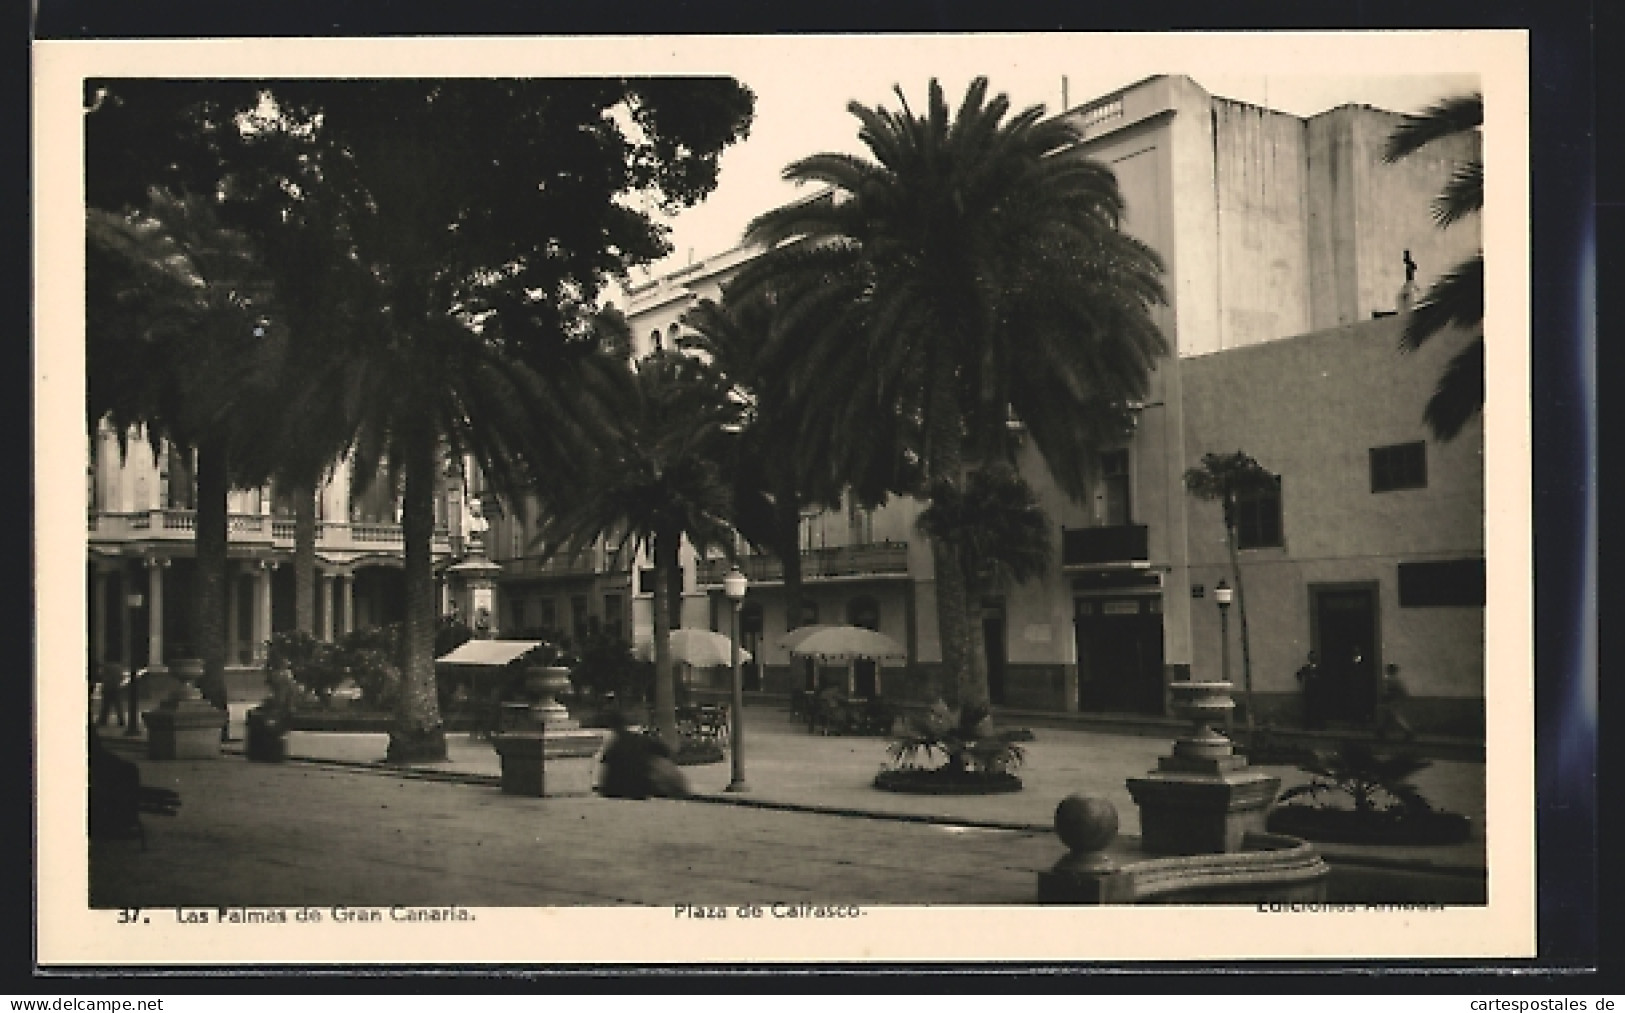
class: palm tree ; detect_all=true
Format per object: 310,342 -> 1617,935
682,286 -> 914,634
536,350 -> 741,749
1182,450 -> 1278,738
738,77 -> 1167,718
1383,93 -> 1484,441
87,188 -> 284,708
916,465 -> 1051,717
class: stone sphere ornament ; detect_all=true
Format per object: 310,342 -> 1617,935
1054,794 -> 1120,854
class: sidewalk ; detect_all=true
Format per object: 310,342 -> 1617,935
188,699 -> 1487,875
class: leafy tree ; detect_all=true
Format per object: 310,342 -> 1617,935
535,351 -> 740,749
86,78 -> 755,761
1182,450 -> 1278,738
737,78 -> 1166,719
1383,93 -> 1484,441
87,188 -> 285,709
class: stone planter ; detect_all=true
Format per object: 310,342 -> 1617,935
523,665 -> 574,726
144,657 -> 225,760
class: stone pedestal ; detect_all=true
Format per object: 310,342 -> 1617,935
1124,679 -> 1279,856
492,729 -> 604,797
144,699 -> 227,760
492,667 -> 604,796
1126,770 -> 1281,856
143,659 -> 224,760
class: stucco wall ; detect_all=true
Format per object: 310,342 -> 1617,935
1211,98 -> 1312,350
1177,315 -> 1484,708
1306,104 -> 1482,330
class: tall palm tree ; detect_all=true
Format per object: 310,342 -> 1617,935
916,464 -> 1051,715
87,188 -> 284,707
682,286 -> 914,633
537,350 -> 740,748
1182,450 -> 1278,738
1383,93 -> 1484,441
738,77 -> 1167,718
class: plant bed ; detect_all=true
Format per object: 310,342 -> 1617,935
1270,739 -> 1471,846
1267,804 -> 1472,846
877,702 -> 1027,794
873,767 -> 1023,794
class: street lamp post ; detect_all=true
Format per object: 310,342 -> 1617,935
723,567 -> 749,792
1214,579 -> 1234,735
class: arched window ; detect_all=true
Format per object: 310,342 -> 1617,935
846,596 -> 880,631
650,329 -> 662,352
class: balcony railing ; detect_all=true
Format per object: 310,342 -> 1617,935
1061,524 -> 1149,568
90,509 -> 452,555
694,541 -> 910,586
499,548 -> 607,579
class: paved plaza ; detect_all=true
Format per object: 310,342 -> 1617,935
89,702 -> 1487,909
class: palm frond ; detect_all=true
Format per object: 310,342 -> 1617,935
1382,93 -> 1483,163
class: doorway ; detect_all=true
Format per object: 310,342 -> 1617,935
1311,585 -> 1380,725
1075,596 -> 1165,714
981,602 -> 1007,706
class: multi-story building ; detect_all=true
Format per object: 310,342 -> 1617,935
611,74 -> 1485,735
86,425 -> 471,689
89,74 -> 1484,738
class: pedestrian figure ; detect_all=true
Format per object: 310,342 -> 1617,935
598,710 -> 689,800
1295,650 -> 1324,730
1375,663 -> 1416,742
96,663 -> 127,727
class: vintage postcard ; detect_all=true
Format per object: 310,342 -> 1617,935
35,30 -> 1534,966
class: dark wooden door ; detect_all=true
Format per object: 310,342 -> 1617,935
982,612 -> 1007,706
1314,588 -> 1379,723
1075,598 -> 1164,714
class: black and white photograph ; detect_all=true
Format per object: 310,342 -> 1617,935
35,30 -> 1538,966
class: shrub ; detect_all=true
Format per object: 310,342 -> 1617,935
570,631 -> 652,706
265,631 -> 343,701
336,624 -> 404,711
884,701 -> 1026,776
1276,739 -> 1436,815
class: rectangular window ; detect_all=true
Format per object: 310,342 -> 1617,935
1099,449 -> 1132,526
1234,476 -> 1283,549
537,598 -> 557,631
603,594 -> 624,641
1370,441 -> 1428,492
1398,559 -> 1485,607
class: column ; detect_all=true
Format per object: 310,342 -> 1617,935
92,566 -> 109,667
321,572 -> 336,642
226,567 -> 240,665
145,556 -> 167,669
118,565 -> 133,676
254,560 -> 274,662
339,574 -> 354,636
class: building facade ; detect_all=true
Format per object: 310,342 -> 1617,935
86,425 -> 472,686
609,74 -> 1485,734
